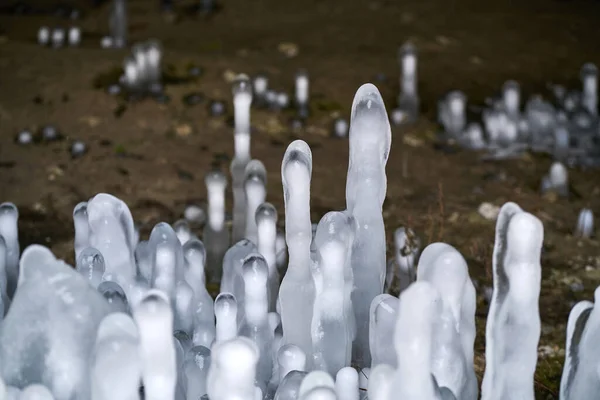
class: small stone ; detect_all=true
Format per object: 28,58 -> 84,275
41,125 -> 60,142
570,282 -> 584,292
148,82 -> 164,96
188,66 -> 203,77
278,42 -> 299,58
175,123 -> 192,137
183,92 -> 205,106
184,205 -> 205,225
16,130 -> 33,145
209,100 -> 226,116
107,84 -> 121,96
478,202 -> 500,221
71,141 -> 87,158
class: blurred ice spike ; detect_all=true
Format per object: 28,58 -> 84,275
574,208 -> 594,239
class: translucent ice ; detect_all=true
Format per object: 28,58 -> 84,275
392,281 -> 444,400
369,294 -> 398,369
274,371 -> 307,400
76,247 -> 105,289
367,364 -> 393,400
173,220 -> 194,246
295,70 -> 310,118
220,239 -> 257,297
298,371 -> 335,397
133,290 -> 177,400
345,84 -> 391,367
109,0 -> 127,48
204,171 -> 229,284
214,293 -> 238,344
542,162 -> 569,197
239,254 -> 273,388
574,208 -> 594,239
91,313 -> 141,400
311,212 -> 354,375
98,281 -> 130,313
397,43 -> 419,123
0,203 -> 19,298
0,245 -> 111,400
232,74 -> 253,243
182,238 -> 207,298
19,384 -> 54,400
207,338 -> 259,400
146,40 -> 162,86
502,80 -> 521,120
256,203 -> 279,311
279,140 -> 315,364
184,346 -> 211,400
559,299 -> 594,399
440,91 -> 467,138
580,63 -> 598,116
335,367 -> 359,400
87,194 -> 136,284
244,160 -> 267,245
482,205 -> 543,400
73,202 -> 89,261
416,243 -> 477,400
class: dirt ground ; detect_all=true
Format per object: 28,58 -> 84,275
1,0 -> 600,396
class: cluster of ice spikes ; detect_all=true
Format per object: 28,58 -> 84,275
0,78 -> 596,400
438,63 -> 600,166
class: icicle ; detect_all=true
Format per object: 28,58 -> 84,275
312,212 -> 354,376
73,202 -> 90,260
173,220 -> 194,245
184,346 -> 211,400
581,63 -> 598,116
482,205 -> 543,400
244,160 -> 267,245
367,364 -> 393,400
207,338 -> 259,400
335,367 -> 359,400
502,80 -> 520,120
369,294 -> 398,369
214,292 -> 238,344
279,140 -> 315,365
574,208 -> 594,239
416,243 -> 478,400
204,171 -> 229,284
239,254 -> 273,388
274,371 -> 308,400
256,203 -> 279,311
397,43 -> 419,123
295,70 -> 310,119
391,281 -> 443,400
231,74 -> 253,243
345,84 -> 391,368
0,203 -> 19,298
133,290 -> 177,400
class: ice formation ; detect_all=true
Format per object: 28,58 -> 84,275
396,42 -> 419,123
0,81 -> 588,400
109,0 -> 127,48
438,63 -> 600,166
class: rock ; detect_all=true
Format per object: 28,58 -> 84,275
477,202 -> 500,221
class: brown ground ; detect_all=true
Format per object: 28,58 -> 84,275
1,0 -> 600,397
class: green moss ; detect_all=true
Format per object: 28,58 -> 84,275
534,357 -> 563,398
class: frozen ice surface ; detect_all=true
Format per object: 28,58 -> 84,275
335,367 -> 359,400
397,43 -> 419,123
0,245 -> 111,400
345,84 -> 391,368
76,247 -> 105,289
274,371 -> 307,400
184,346 -> 211,400
98,280 -> 129,314
214,293 -> 238,344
